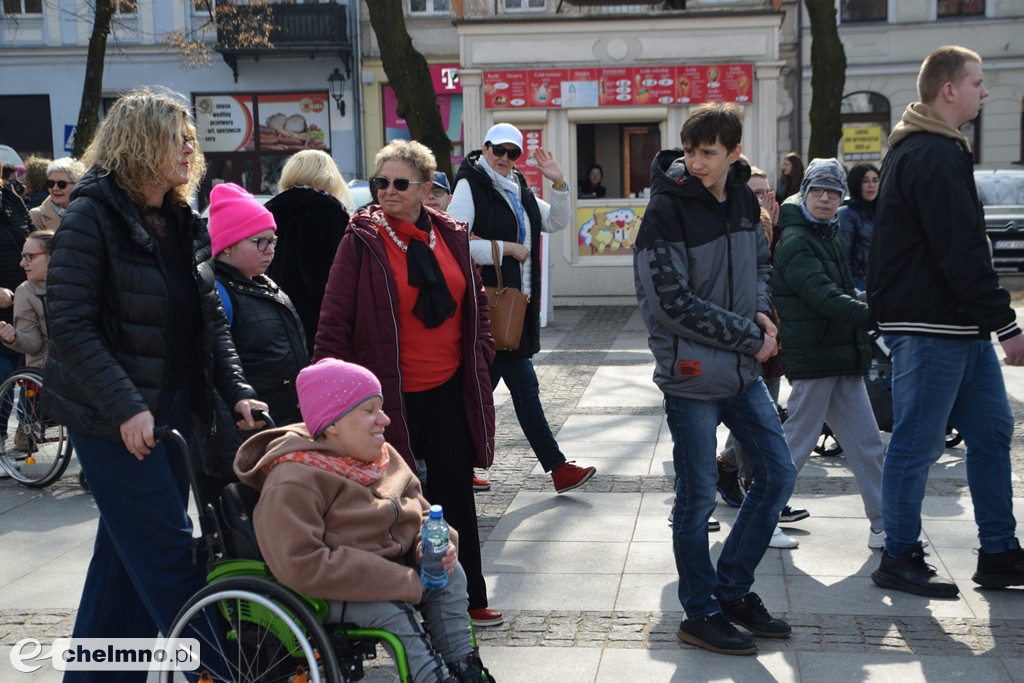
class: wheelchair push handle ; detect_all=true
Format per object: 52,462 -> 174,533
233,408 -> 275,429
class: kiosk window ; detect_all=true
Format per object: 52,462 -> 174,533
576,122 -> 661,199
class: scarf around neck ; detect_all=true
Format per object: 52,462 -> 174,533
799,203 -> 841,241
888,102 -> 972,152
378,210 -> 456,329
263,447 -> 390,486
481,156 -> 527,244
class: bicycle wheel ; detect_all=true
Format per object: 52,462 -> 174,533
164,576 -> 342,683
0,369 -> 72,487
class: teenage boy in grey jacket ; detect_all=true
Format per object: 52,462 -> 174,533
634,103 -> 797,656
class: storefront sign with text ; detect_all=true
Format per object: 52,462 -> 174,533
484,64 -> 753,110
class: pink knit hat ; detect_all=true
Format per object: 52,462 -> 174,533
207,182 -> 276,255
296,358 -> 383,438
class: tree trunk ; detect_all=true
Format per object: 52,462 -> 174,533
366,0 -> 453,179
805,0 -> 846,160
73,0 -> 116,158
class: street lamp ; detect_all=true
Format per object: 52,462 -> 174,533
328,68 -> 346,117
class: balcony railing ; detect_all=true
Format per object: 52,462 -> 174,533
215,2 -> 351,80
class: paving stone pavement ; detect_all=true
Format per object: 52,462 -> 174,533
5,304 -> 1024,681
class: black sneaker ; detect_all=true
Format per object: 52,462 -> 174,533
716,457 -> 745,508
972,546 -> 1024,588
871,544 -> 959,598
718,592 -> 792,638
676,612 -> 757,655
779,505 -> 809,524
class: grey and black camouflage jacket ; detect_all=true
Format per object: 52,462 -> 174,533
633,150 -> 771,400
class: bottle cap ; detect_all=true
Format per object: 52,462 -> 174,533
429,505 -> 443,519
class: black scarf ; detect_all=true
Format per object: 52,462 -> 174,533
386,210 -> 456,329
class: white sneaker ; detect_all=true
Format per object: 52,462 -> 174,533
769,526 -> 798,549
868,528 -> 929,549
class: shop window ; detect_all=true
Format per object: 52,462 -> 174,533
960,114 -> 981,165
0,95 -> 53,159
409,0 -> 450,14
503,0 -> 545,12
841,0 -> 886,22
937,0 -> 984,16
3,0 -> 42,13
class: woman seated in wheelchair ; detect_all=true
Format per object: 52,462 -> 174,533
234,358 -> 493,683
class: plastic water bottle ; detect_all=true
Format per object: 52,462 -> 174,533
420,505 -> 450,589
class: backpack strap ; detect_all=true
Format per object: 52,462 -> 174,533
215,280 -> 234,325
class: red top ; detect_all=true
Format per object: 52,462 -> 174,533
377,213 -> 465,392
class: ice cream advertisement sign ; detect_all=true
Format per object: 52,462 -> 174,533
483,64 -> 753,110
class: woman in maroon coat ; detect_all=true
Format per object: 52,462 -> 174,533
313,139 -> 501,626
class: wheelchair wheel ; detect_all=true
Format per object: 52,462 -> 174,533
164,576 -> 342,683
0,369 -> 73,487
813,423 -> 843,457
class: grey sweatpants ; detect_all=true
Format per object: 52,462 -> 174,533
783,375 -> 884,529
327,563 -> 474,683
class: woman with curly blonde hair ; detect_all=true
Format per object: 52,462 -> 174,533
42,87 -> 266,674
266,149 -> 352,354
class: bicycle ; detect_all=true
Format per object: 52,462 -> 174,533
0,367 -> 73,487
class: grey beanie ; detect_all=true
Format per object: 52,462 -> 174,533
800,158 -> 847,198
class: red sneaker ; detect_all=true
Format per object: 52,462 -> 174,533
472,476 -> 491,491
468,607 -> 504,627
551,461 -> 596,494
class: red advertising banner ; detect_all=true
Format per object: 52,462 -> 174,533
518,129 -> 544,201
483,64 -> 754,110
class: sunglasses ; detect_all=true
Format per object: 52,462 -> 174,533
20,251 -> 47,262
47,180 -> 73,190
249,237 -> 278,253
371,177 -> 425,192
488,145 -> 522,162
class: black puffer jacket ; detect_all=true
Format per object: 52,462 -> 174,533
265,186 -> 349,357
214,260 -> 306,421
199,261 -> 307,478
42,167 -> 256,441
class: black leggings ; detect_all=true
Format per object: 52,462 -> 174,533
404,370 -> 488,610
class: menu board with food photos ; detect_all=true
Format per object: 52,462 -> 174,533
483,64 -> 754,110
256,93 -> 330,152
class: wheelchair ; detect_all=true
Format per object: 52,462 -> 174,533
0,367 -> 74,487
160,423 -> 488,683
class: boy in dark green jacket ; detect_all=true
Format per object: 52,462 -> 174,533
770,158 -> 884,548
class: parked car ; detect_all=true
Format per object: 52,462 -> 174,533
347,178 -> 373,212
975,168 -> 1024,272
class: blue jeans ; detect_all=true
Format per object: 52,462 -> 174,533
490,352 -> 565,472
665,378 -> 796,619
883,335 -> 1018,557
65,389 -> 205,683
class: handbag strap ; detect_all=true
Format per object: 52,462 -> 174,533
490,240 -> 505,290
